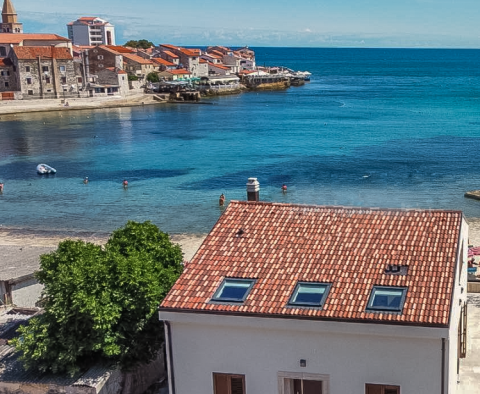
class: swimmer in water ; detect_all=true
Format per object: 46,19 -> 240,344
83,177 -> 89,184
219,193 -> 225,206
0,183 -> 3,193
123,179 -> 128,189
282,184 -> 287,193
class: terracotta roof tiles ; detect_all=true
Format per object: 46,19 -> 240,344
13,46 -> 72,60
161,201 -> 463,327
0,33 -> 70,44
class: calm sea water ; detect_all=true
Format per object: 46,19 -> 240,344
1,48 -> 480,234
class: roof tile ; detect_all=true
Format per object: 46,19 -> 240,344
161,202 -> 463,327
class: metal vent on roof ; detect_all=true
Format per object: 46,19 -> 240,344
384,264 -> 408,276
236,228 -> 244,238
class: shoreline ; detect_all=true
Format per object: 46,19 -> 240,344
2,216 -> 480,262
0,93 -> 165,116
0,226 -> 207,262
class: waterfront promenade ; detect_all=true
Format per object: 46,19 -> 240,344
0,93 -> 160,115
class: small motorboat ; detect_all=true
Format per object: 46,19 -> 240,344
37,164 -> 56,175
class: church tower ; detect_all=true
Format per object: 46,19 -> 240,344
2,0 -> 23,33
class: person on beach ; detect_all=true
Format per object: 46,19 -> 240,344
123,179 -> 128,189
282,184 -> 287,193
219,193 -> 225,206
83,177 -> 89,184
0,183 -> 3,193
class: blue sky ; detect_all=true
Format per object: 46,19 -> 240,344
14,0 -> 480,47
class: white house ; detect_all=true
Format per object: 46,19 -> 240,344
67,17 -> 115,46
160,201 -> 468,394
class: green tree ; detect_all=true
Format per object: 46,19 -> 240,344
128,74 -> 139,81
12,221 -> 183,376
146,72 -> 160,83
124,39 -> 154,49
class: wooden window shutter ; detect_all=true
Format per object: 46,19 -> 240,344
366,384 -> 383,394
213,373 -> 245,394
230,376 -> 245,394
366,383 -> 400,394
214,373 -> 229,394
459,303 -> 467,358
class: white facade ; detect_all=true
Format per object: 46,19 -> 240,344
67,17 -> 115,46
160,218 -> 469,394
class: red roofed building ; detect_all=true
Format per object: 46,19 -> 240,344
67,16 -> 115,46
157,68 -> 192,81
152,57 -> 176,71
160,200 -> 468,394
122,53 -> 154,79
10,46 -> 79,99
158,44 -> 207,77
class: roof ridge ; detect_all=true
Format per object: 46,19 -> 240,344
228,200 -> 463,214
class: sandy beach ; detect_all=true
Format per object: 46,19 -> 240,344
0,226 -> 206,262
2,217 -> 480,263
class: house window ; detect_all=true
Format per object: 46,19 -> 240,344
77,77 -> 83,83
59,65 -> 66,72
366,286 -> 407,312
98,55 -> 104,60
0,47 -> 6,56
288,282 -> 331,307
61,77 -> 67,84
213,373 -> 245,394
27,89 -> 33,95
26,77 -> 32,84
98,64 -> 104,68
211,278 -> 255,303
4,81 -> 8,87
365,383 -> 400,394
45,77 -> 51,84
25,66 -> 30,72
42,66 -> 49,72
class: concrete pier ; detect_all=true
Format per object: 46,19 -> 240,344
465,190 -> 480,201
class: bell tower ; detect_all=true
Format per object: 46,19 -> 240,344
2,0 -> 23,33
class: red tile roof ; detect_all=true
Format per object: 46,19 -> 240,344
204,53 -> 222,60
179,48 -> 197,57
163,50 -> 178,59
161,202 -> 463,327
105,45 -> 134,54
105,67 -> 127,74
161,44 -> 179,50
208,62 -> 230,70
122,53 -> 153,65
13,46 -> 73,60
152,57 -> 175,66
0,33 -> 70,44
168,69 -> 191,75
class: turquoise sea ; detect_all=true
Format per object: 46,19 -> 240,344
1,48 -> 480,234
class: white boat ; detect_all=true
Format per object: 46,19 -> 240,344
37,164 -> 56,175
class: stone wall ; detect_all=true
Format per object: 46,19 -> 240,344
11,278 -> 43,308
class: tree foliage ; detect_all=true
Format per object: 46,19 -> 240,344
146,72 -> 160,83
124,39 -> 154,49
12,221 -> 183,376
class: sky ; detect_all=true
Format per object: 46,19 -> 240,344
13,0 -> 480,48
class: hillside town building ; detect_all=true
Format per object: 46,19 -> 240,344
67,16 -> 115,46
160,201 -> 468,394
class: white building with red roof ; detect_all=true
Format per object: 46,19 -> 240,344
160,200 -> 468,394
67,16 -> 115,46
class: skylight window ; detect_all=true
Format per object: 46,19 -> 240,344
367,286 -> 407,312
288,282 -> 331,307
211,278 -> 255,303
